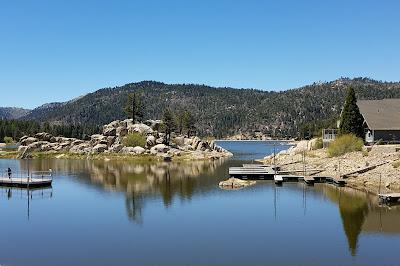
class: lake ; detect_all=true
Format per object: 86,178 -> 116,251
0,141 -> 399,266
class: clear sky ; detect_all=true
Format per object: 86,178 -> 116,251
1,0 -> 399,109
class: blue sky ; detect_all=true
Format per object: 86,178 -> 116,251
1,0 -> 399,108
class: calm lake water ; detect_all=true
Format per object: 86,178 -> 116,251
0,141 -> 399,266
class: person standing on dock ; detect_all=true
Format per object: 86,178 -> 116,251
7,167 -> 12,179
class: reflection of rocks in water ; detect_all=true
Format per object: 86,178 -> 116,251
323,186 -> 369,256
19,158 -> 228,223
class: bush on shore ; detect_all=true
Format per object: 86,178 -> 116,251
122,133 -> 146,148
3,136 -> 14,144
312,138 -> 323,150
327,134 -> 363,157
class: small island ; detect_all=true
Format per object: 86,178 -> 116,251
1,118 -> 232,161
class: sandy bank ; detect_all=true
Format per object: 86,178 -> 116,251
260,140 -> 400,194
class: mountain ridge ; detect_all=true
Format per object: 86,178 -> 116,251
0,107 -> 31,120
5,77 -> 400,138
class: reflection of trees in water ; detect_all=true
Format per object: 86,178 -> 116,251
125,191 -> 144,224
21,158 -> 227,223
323,186 -> 369,256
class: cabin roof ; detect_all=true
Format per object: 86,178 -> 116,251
357,99 -> 400,130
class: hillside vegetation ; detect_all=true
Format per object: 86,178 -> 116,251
0,107 -> 30,120
16,77 -> 400,138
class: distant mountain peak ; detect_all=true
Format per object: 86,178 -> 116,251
0,107 -> 31,119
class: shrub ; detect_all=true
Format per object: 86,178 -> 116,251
122,133 -> 146,148
313,138 -> 323,150
3,137 -> 14,144
327,134 -> 364,157
393,161 -> 400,169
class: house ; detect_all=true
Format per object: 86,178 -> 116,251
357,99 -> 400,143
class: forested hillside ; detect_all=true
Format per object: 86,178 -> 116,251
0,107 -> 30,120
17,78 -> 400,138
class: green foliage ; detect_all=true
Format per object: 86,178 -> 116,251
327,134 -> 364,157
175,110 -> 196,137
182,111 -> 196,137
299,117 -> 337,139
339,87 -> 364,138
313,138 -> 323,150
393,161 -> 400,168
18,78 -> 400,138
0,119 -> 100,141
3,136 -> 14,144
376,139 -> 384,145
122,133 -> 146,147
124,93 -> 143,122
162,109 -> 175,144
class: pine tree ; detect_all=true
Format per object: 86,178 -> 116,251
124,93 -> 143,122
182,111 -> 196,137
175,111 -> 185,135
339,87 -> 364,138
162,109 -> 175,145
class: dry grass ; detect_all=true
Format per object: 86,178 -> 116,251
327,134 -> 364,157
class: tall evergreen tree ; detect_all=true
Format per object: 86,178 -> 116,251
339,87 -> 364,138
175,111 -> 185,135
182,111 -> 196,137
124,93 -> 143,122
162,109 -> 175,145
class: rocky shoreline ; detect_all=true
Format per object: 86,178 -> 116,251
261,140 -> 400,194
10,119 -> 232,161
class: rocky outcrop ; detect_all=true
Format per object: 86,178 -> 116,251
219,178 -> 256,190
17,119 -> 232,160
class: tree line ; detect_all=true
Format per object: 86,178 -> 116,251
0,119 -> 100,142
20,79 -> 400,138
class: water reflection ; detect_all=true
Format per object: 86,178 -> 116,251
19,158 -> 229,223
0,186 -> 53,220
321,185 -> 400,256
7,158 -> 400,255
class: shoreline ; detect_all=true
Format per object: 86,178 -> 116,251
216,139 -> 297,142
0,150 -> 232,162
260,140 -> 400,194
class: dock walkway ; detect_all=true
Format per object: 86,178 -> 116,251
228,165 -> 346,187
274,175 -> 283,185
378,193 -> 400,203
0,170 -> 53,188
0,177 -> 52,188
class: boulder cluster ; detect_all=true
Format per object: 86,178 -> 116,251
17,119 -> 232,160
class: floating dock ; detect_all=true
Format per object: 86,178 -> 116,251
0,177 -> 52,188
378,193 -> 400,204
228,165 -> 346,187
0,170 -> 53,188
303,176 -> 315,185
274,175 -> 283,185
228,166 -> 276,180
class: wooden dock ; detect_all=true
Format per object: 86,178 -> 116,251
325,176 -> 346,186
0,170 -> 53,188
274,175 -> 283,185
378,193 -> 400,204
228,167 -> 347,188
0,177 -> 52,188
229,167 -> 276,179
228,165 -> 346,187
303,176 -> 315,185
